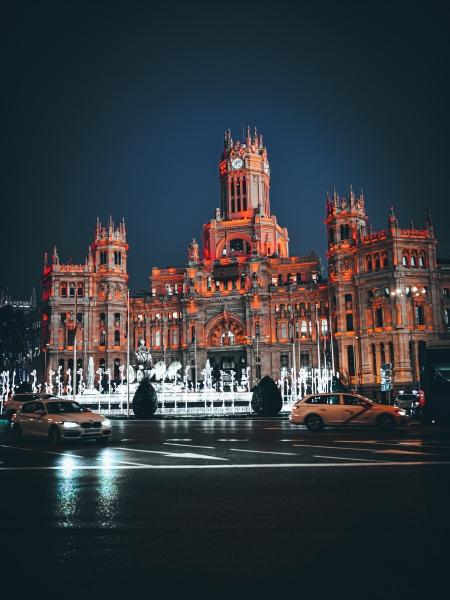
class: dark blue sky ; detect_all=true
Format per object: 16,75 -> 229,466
2,1 -> 450,298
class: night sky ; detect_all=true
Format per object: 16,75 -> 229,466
2,1 -> 450,299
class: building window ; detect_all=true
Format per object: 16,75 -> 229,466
389,341 -> 395,366
100,331 -> 106,346
344,293 -> 353,309
347,346 -> 355,377
76,312 -> 83,324
278,274 -> 283,286
381,252 -> 389,268
114,251 -> 122,265
443,288 -> 449,298
366,255 -> 373,271
69,284 -> 75,298
415,305 -> 425,326
114,313 -> 121,325
419,254 -> 426,267
380,342 -> 386,365
444,308 -> 450,327
99,312 -> 106,324
280,353 -> 289,369
296,273 -> 302,284
215,280 -> 220,292
375,307 -> 383,328
61,282 -> 68,297
281,323 -> 287,339
114,330 -> 120,345
410,254 -> 417,267
77,284 -> 83,297
155,330 -> 161,346
321,319 -> 328,335
100,251 -> 107,265
402,254 -> 409,267
374,254 -> 380,270
172,329 -> 179,346
371,344 -> 377,375
60,313 -> 66,324
346,313 -> 354,332
340,224 -> 350,240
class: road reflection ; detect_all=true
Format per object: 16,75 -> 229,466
55,449 -> 119,528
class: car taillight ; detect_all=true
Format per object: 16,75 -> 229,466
418,390 -> 426,407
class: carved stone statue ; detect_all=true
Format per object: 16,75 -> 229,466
188,238 -> 199,263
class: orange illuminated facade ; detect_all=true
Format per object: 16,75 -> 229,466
41,129 -> 450,397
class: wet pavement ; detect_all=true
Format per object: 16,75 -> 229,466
1,417 -> 450,598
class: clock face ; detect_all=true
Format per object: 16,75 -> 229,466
231,157 -> 243,170
264,160 -> 270,175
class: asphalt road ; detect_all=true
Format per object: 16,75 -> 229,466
1,417 -> 450,599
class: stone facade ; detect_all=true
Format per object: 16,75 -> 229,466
40,129 -> 450,397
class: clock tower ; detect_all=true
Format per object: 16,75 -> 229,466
203,127 -> 289,260
219,127 -> 271,219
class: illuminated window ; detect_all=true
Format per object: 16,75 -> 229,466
300,320 -> 307,337
410,254 -> 417,267
321,319 -> 328,335
100,331 -> 106,346
445,308 -> 450,327
415,305 -> 425,325
281,323 -> 287,339
402,254 -> 409,267
419,254 -> 426,267
155,330 -> 161,346
172,329 -> 179,346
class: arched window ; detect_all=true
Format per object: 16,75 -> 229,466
114,358 -> 120,380
61,282 -> 68,297
69,283 -> 75,297
402,253 -> 409,267
100,251 -> 107,265
172,328 -> 179,346
419,253 -> 426,268
410,253 -> 417,267
366,255 -> 373,271
415,305 -> 425,325
381,252 -> 389,268
77,283 -> 83,297
281,323 -> 287,339
321,319 -> 328,335
286,273 -> 292,285
114,330 -> 120,345
374,254 -> 380,270
100,330 -> 106,346
155,330 -> 161,346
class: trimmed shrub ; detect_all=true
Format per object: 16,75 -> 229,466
132,377 -> 158,418
251,375 -> 283,416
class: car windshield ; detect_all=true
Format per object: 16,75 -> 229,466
46,401 -> 85,414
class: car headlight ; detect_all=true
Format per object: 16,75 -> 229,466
102,419 -> 111,428
397,409 -> 407,416
63,421 -> 79,429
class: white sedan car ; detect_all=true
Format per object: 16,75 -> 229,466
290,392 -> 408,431
11,399 -> 111,445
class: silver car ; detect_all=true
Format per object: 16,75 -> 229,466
11,399 -> 111,445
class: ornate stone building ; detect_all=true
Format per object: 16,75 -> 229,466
40,129 -> 450,398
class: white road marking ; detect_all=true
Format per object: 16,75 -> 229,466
315,455 -> 379,462
229,448 -> 298,456
120,439 -> 136,442
1,444 -> 33,452
374,449 -> 432,455
44,451 -> 84,458
217,439 -> 249,442
98,457 -> 147,467
165,439 -> 192,442
1,461 -> 450,471
113,447 -> 228,461
163,442 -> 215,449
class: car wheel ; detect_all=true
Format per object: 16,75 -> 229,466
305,414 -> 324,432
11,424 -> 23,443
377,414 -> 395,431
48,426 -> 61,446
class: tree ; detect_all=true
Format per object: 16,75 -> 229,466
132,377 -> 158,418
251,375 -> 283,416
